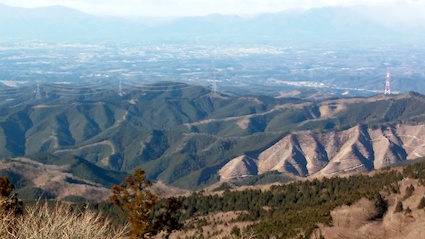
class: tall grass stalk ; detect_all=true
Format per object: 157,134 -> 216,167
0,199 -> 128,239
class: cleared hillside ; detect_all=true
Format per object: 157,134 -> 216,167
159,158 -> 425,238
1,82 -> 425,188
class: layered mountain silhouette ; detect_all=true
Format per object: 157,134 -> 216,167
1,82 -> 425,189
0,4 -> 423,41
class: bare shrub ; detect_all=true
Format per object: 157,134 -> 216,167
331,198 -> 376,229
0,201 -> 128,239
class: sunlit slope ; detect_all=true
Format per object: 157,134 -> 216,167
0,154 -> 127,201
1,82 -> 425,188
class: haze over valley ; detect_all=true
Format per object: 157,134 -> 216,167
2,2 -> 425,238
1,3 -> 425,97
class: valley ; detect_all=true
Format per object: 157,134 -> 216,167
1,82 -> 425,194
1,2 -> 425,239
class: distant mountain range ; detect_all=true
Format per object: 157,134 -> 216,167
0,4 -> 424,42
1,82 -> 425,191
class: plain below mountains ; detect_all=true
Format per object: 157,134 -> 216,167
1,82 -> 425,191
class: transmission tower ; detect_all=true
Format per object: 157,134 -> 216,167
212,82 -> 218,95
35,81 -> 41,100
384,68 -> 391,95
118,78 -> 123,96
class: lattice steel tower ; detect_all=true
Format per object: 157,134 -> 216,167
384,68 -> 391,95
36,81 -> 41,100
118,78 -> 123,96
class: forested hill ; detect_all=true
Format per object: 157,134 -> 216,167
162,158 -> 425,238
1,82 -> 425,189
79,157 -> 425,238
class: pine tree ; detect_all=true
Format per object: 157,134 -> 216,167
0,176 -> 14,198
417,196 -> 425,209
372,192 -> 387,219
405,206 -> 412,214
110,168 -> 157,239
152,197 -> 183,239
403,185 -> 415,200
0,176 -> 22,215
394,201 -> 403,213
230,226 -> 241,237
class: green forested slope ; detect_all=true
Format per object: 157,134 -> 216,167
1,82 -> 425,188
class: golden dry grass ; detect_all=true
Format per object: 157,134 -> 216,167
0,200 -> 128,239
322,179 -> 425,239
168,211 -> 256,239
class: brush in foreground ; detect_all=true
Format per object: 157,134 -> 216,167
0,200 -> 128,239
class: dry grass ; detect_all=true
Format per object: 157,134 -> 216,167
0,199 -> 128,239
322,179 -> 425,239
168,211 -> 255,239
214,228 -> 257,239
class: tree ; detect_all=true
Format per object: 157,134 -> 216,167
417,196 -> 425,209
0,176 -> 22,215
230,225 -> 241,237
0,176 -> 14,198
109,168 -> 157,239
372,192 -> 387,219
394,201 -> 403,213
152,197 -> 183,239
403,185 -> 415,200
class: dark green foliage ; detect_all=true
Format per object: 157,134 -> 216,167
3,85 -> 425,189
297,118 -> 336,131
152,197 -> 183,239
394,201 -> 403,213
62,195 -> 87,203
175,171 -> 400,238
14,187 -> 53,200
233,171 -> 294,186
230,226 -> 241,237
405,206 -> 412,214
109,168 -> 184,239
0,176 -> 14,198
82,201 -> 127,228
387,183 -> 400,194
28,153 -> 127,187
403,184 -> 415,200
0,176 -> 23,215
174,160 -> 425,238
371,192 -> 387,219
0,169 -> 29,188
37,159 -> 425,238
417,196 -> 425,209
212,182 -> 233,192
110,168 -> 157,239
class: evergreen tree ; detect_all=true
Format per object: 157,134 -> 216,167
0,176 -> 22,215
153,197 -> 183,239
403,185 -> 415,200
230,226 -> 241,237
394,201 -> 403,213
110,168 -> 157,239
405,206 -> 412,214
0,176 -> 14,198
372,192 -> 387,219
417,196 -> 425,209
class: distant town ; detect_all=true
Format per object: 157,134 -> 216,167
1,39 -> 424,98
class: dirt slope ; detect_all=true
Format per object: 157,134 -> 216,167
220,124 -> 425,181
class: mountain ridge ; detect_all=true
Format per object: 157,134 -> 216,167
0,4 -> 423,42
1,82 -> 425,189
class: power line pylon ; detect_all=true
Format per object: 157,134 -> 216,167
36,81 -> 41,100
118,78 -> 123,96
384,68 -> 391,95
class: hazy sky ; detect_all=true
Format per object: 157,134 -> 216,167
0,0 -> 424,17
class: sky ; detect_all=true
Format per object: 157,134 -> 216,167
0,0 -> 424,17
